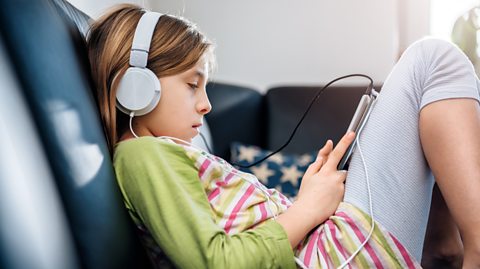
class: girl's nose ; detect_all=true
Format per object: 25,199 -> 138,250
197,89 -> 212,115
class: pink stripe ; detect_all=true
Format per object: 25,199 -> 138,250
259,202 -> 267,220
390,233 -> 416,269
198,159 -> 211,177
208,188 -> 220,202
224,185 -> 255,233
224,172 -> 234,183
327,220 -> 349,262
216,181 -> 227,187
316,231 -> 330,267
336,212 -> 384,269
303,230 -> 320,267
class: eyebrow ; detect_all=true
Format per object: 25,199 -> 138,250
193,70 -> 206,79
183,68 -> 208,81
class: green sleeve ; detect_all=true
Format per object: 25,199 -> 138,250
114,137 -> 296,269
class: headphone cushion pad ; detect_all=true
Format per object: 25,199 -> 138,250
116,67 -> 161,116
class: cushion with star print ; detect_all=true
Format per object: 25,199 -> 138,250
230,142 -> 317,199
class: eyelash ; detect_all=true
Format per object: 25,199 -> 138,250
188,83 -> 199,90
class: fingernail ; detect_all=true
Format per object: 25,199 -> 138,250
347,131 -> 355,139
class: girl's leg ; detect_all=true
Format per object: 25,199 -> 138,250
343,37 -> 480,261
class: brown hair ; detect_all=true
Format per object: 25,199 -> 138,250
86,4 -> 214,154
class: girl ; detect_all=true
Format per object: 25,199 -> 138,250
86,4 -> 480,268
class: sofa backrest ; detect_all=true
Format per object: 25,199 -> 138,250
206,83 -> 382,160
0,0 -> 150,268
0,30 -> 80,269
206,82 -> 267,159
266,85 -> 382,154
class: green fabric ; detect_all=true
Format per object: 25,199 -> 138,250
113,137 -> 296,269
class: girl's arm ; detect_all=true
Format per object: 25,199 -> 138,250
114,138 -> 296,269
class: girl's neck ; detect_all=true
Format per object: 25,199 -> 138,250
119,131 -> 139,142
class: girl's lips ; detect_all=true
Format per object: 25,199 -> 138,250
192,126 -> 200,135
192,124 -> 202,128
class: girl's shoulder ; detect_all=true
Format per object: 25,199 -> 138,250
113,136 -> 189,165
116,135 -> 175,145
112,136 -> 224,177
115,136 -> 181,152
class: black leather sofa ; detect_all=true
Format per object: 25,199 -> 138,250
205,83 -> 379,161
0,0 -> 150,268
0,1 -> 414,269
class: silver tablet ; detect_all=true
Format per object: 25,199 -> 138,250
337,94 -> 377,170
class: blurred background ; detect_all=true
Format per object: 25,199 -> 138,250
68,0 -> 480,92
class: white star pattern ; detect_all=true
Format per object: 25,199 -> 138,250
268,152 -> 284,164
280,165 -> 303,185
298,153 -> 313,166
236,145 -> 260,163
251,163 -> 275,184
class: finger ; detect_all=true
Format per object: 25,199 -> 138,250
304,157 -> 323,178
324,132 -> 356,170
314,141 -> 330,165
309,141 -> 331,177
312,140 -> 332,170
318,140 -> 333,157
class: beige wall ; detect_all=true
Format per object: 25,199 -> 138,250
397,0 -> 430,58
69,0 -> 432,92
152,0 -> 401,91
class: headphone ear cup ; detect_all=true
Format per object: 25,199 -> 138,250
116,67 -> 161,116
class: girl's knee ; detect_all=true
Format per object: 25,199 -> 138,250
409,36 -> 471,66
413,37 -> 455,51
401,37 -> 462,63
410,37 -> 479,109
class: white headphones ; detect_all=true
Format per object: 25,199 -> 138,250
116,11 -> 163,116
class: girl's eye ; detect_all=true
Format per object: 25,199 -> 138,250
187,83 -> 199,90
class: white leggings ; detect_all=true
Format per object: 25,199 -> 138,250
344,37 -> 480,261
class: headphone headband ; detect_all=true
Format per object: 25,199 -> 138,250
130,11 -> 163,68
116,10 -> 163,117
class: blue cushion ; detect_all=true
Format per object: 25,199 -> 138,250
230,142 -> 316,199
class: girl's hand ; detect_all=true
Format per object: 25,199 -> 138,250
295,131 -> 356,225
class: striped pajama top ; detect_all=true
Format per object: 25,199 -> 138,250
114,137 -> 421,268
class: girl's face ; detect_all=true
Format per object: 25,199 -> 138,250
133,57 -> 212,142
